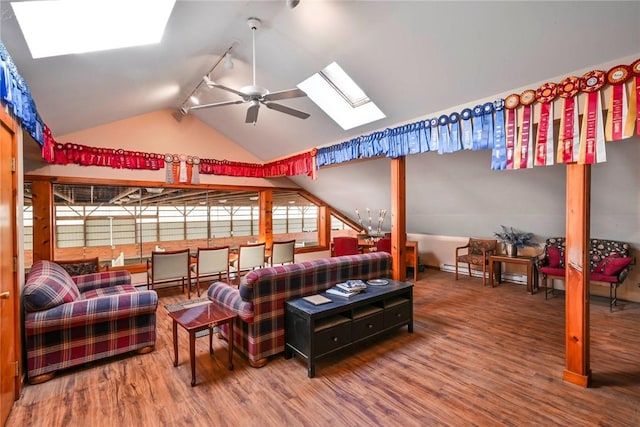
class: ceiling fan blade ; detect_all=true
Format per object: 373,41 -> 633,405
262,88 -> 307,102
189,99 -> 245,111
203,75 -> 247,98
245,102 -> 260,123
263,102 -> 310,119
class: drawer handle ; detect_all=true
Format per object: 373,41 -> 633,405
396,313 -> 402,318
332,337 -> 338,342
367,324 -> 373,329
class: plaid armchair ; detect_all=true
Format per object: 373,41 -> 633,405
207,252 -> 393,367
23,260 -> 158,383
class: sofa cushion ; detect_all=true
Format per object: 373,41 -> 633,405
590,272 -> 620,283
24,260 -> 81,312
547,246 -> 561,268
602,257 -> 633,276
594,253 -> 619,273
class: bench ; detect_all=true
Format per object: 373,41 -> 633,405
538,237 -> 634,311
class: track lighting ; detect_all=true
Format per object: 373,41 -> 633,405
287,0 -> 300,9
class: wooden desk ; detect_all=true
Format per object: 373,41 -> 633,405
488,255 -> 538,294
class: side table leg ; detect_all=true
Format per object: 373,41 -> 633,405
189,331 -> 196,387
209,326 -> 214,355
172,320 -> 178,367
228,320 -> 234,371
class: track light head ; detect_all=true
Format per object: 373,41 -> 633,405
287,0 -> 300,9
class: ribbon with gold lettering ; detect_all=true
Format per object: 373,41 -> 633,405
534,82 -> 557,166
516,90 -> 535,169
631,59 -> 640,136
504,94 -> 519,169
557,76 -> 581,164
578,70 -> 606,164
605,64 -> 634,141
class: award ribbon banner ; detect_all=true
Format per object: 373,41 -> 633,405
460,108 -> 473,150
534,82 -> 557,166
557,77 -> 581,164
504,94 -> 519,170
578,70 -> 606,164
516,90 -> 535,169
605,64 -> 634,141
491,99 -> 506,170
631,59 -> 640,136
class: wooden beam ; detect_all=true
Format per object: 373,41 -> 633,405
31,179 -> 54,262
259,189 -> 273,249
318,205 -> 331,248
563,163 -> 591,387
390,157 -> 406,281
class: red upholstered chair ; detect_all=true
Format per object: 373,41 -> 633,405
332,237 -> 359,256
375,238 -> 391,253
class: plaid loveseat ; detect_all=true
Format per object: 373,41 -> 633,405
207,252 -> 392,366
539,237 -> 634,311
23,260 -> 158,383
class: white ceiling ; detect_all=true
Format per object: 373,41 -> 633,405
3,1 -> 639,161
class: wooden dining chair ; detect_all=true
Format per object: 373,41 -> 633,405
455,238 -> 497,286
147,249 -> 192,297
332,237 -> 359,256
190,246 -> 230,297
230,242 -> 266,285
270,240 -> 296,266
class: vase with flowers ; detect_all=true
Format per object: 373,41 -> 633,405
494,225 -> 535,257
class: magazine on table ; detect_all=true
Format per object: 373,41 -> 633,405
326,285 -> 361,298
336,280 -> 367,292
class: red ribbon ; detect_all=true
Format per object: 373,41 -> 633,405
582,93 -> 599,164
561,97 -> 577,163
535,103 -> 551,165
636,75 -> 640,136
505,109 -> 516,169
610,84 -> 624,141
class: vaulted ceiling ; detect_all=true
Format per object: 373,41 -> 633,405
3,1 -> 640,234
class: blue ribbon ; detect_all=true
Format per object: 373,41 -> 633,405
472,105 -> 484,150
438,115 -> 450,154
420,120 -> 431,152
481,102 -> 494,150
491,99 -> 507,170
449,112 -> 461,152
460,108 -> 473,150
429,118 -> 439,152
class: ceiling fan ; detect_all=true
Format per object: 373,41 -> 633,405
188,17 -> 310,124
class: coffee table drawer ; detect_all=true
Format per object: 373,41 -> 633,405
352,312 -> 384,339
385,301 -> 411,328
314,323 -> 351,356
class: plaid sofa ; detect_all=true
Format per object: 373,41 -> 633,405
207,252 -> 392,366
23,260 -> 158,382
539,237 -> 634,311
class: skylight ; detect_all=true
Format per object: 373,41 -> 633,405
298,62 -> 385,130
11,0 -> 176,59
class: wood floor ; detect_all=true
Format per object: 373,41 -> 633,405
7,270 -> 640,426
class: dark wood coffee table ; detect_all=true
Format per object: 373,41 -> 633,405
167,299 -> 237,386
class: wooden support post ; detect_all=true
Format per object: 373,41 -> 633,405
563,163 -> 591,387
31,179 -> 54,262
318,205 -> 331,249
259,189 -> 273,249
391,157 -> 406,281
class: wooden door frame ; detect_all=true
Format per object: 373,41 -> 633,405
0,107 -> 20,423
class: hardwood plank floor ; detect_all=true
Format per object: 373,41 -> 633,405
7,270 -> 640,426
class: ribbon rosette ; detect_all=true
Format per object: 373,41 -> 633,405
503,94 -> 520,169
516,89 -> 535,169
534,82 -> 557,166
472,105 -> 485,150
557,76 -> 581,164
578,70 -> 606,164
429,118 -> 439,152
437,114 -> 450,154
605,64 -> 635,141
448,112 -> 462,153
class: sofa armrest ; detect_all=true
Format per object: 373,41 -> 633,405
24,290 -> 157,333
207,282 -> 254,322
73,270 -> 132,293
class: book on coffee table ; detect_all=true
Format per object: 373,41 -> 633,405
303,294 -> 332,305
325,286 -> 361,298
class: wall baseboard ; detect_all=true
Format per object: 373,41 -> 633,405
440,263 -> 527,285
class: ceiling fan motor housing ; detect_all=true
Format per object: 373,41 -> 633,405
247,17 -> 261,30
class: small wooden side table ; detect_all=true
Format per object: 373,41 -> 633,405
488,255 -> 538,294
167,300 -> 237,386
